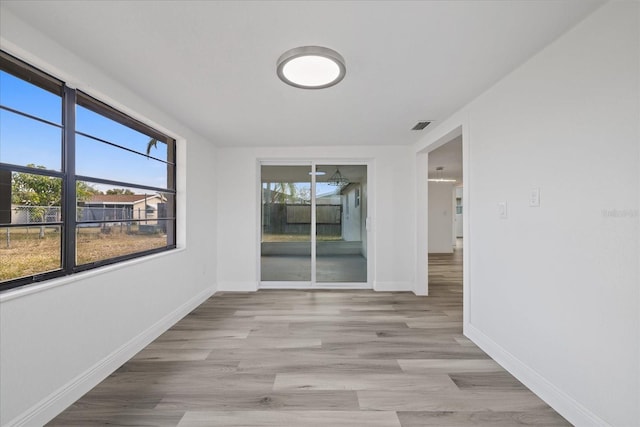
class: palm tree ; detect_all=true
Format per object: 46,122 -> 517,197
268,182 -> 299,203
146,138 -> 161,157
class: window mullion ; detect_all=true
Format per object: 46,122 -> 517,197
63,86 -> 77,273
167,139 -> 176,246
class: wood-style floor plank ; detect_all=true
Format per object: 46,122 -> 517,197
155,390 -> 360,411
397,409 -> 569,427
357,389 -> 552,412
47,410 -> 185,427
176,410 -> 402,427
272,372 -> 458,391
398,358 -> 504,373
47,242 -> 570,426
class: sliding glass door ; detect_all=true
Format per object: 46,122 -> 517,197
260,163 -> 367,286
315,165 -> 367,283
261,165 -> 312,282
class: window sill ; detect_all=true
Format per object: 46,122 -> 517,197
0,247 -> 186,303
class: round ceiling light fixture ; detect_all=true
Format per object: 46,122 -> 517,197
277,46 -> 346,89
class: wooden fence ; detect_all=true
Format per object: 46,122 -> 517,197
263,203 -> 341,236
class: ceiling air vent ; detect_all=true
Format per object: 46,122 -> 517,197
411,121 -> 431,131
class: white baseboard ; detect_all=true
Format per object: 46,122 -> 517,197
6,285 -> 216,427
217,281 -> 259,292
465,323 -> 609,427
374,281 -> 413,292
413,285 -> 428,296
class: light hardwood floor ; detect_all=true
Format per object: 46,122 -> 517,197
48,246 -> 570,426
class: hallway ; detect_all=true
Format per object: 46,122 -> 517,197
48,248 -> 569,426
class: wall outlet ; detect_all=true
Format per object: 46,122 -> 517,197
498,201 -> 508,219
529,188 -> 540,207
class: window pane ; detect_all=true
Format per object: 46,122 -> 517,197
76,105 -> 168,162
0,70 -> 62,124
0,225 -> 62,282
7,171 -> 62,225
76,135 -> 169,189
76,221 -> 171,265
0,109 -> 62,171
261,165 -> 312,282
0,55 -> 176,290
315,165 -> 367,283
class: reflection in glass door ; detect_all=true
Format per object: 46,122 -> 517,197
261,165 -> 312,281
315,165 -> 367,283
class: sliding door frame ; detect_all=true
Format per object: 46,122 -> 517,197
257,159 -> 374,290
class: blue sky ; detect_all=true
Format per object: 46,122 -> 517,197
0,70 -> 168,192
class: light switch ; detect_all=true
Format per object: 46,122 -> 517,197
498,201 -> 508,219
529,188 -> 540,207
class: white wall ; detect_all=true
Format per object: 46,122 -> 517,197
415,2 -> 639,426
0,9 -> 218,426
428,182 -> 454,253
216,145 -> 415,291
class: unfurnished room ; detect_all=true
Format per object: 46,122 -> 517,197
0,1 -> 638,426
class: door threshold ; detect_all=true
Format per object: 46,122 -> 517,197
259,282 -> 372,290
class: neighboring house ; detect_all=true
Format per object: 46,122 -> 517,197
315,189 -> 340,205
81,194 -> 165,225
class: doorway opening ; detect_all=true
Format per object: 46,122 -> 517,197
259,163 -> 369,288
422,132 -> 469,332
416,127 -> 468,330
426,133 -> 465,323
428,136 -> 463,255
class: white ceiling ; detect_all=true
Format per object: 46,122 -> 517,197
2,1 -> 603,147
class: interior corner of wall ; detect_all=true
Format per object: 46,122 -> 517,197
217,281 -> 259,292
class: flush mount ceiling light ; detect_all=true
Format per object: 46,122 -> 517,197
277,46 -> 346,89
428,166 -> 457,183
